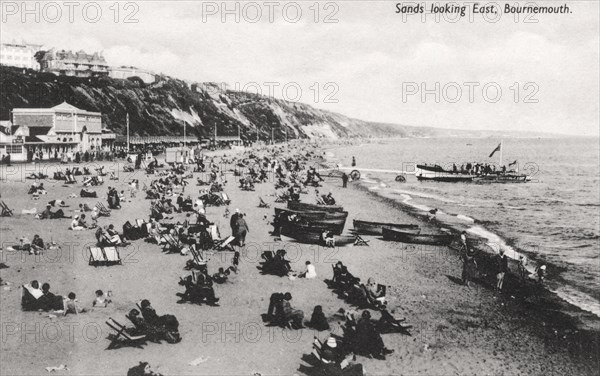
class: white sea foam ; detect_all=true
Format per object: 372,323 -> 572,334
456,214 -> 475,223
554,286 -> 600,317
467,225 -> 522,260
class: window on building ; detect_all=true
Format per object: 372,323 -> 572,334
6,145 -> 23,154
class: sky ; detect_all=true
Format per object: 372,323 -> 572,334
1,1 -> 599,136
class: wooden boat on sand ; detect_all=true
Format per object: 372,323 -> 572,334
353,220 -> 420,236
382,227 -> 453,246
287,201 -> 344,213
280,227 -> 356,246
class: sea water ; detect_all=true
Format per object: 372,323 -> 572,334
328,137 -> 600,316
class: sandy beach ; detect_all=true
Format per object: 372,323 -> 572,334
0,145 -> 598,375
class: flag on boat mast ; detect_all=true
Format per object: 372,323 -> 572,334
489,142 -> 502,158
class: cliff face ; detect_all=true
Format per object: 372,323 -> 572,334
0,66 -> 419,141
0,66 -> 550,140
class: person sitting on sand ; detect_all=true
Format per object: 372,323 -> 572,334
38,283 -> 64,311
322,192 -> 336,205
298,261 -> 317,279
307,305 -> 330,331
266,292 -> 285,324
313,336 -> 363,374
39,204 -> 66,219
30,234 -> 45,255
212,267 -> 229,284
376,307 -> 410,333
321,230 -> 335,248
354,310 -> 394,360
64,292 -> 87,315
21,280 -> 44,311
48,199 -> 67,207
272,249 -> 292,276
29,280 -> 43,299
28,182 -> 46,195
127,361 -> 164,376
106,224 -> 126,244
281,292 -> 304,329
364,278 -> 386,307
92,290 -> 112,307
71,216 -> 85,231
331,262 -> 347,287
77,214 -> 89,229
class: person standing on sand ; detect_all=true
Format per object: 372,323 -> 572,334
230,208 -> 241,237
496,249 -> 508,291
351,156 -> 356,167
460,231 -> 468,250
342,173 -> 348,188
461,248 -> 477,287
234,213 -> 249,247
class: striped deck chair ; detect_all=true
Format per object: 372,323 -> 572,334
188,246 -> 207,269
161,234 -> 183,253
103,247 -> 122,265
212,236 -> 235,252
106,318 -> 146,349
0,201 -> 14,217
219,192 -> 231,205
89,247 -> 107,266
95,202 -> 111,217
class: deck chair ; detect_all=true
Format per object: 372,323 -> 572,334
209,225 -> 221,242
161,234 -> 183,253
95,202 -> 111,216
103,247 -> 122,265
89,247 -> 107,266
353,234 -> 369,246
212,236 -> 235,252
258,197 -> 270,208
219,192 -> 231,205
187,246 -> 207,270
0,201 -> 14,217
106,318 -> 146,349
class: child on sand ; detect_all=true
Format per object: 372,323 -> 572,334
92,290 -> 112,307
64,292 -> 87,315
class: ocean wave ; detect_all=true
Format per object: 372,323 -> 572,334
392,189 -> 458,204
554,286 -> 600,317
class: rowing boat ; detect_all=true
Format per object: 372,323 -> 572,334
287,201 -> 344,213
274,207 -> 328,220
279,215 -> 347,235
280,227 -> 356,246
353,220 -> 420,236
382,227 -> 453,246
416,175 -> 475,183
274,209 -> 348,234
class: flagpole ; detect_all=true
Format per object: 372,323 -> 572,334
126,113 -> 130,153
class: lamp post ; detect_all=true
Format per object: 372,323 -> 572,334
183,120 -> 187,148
